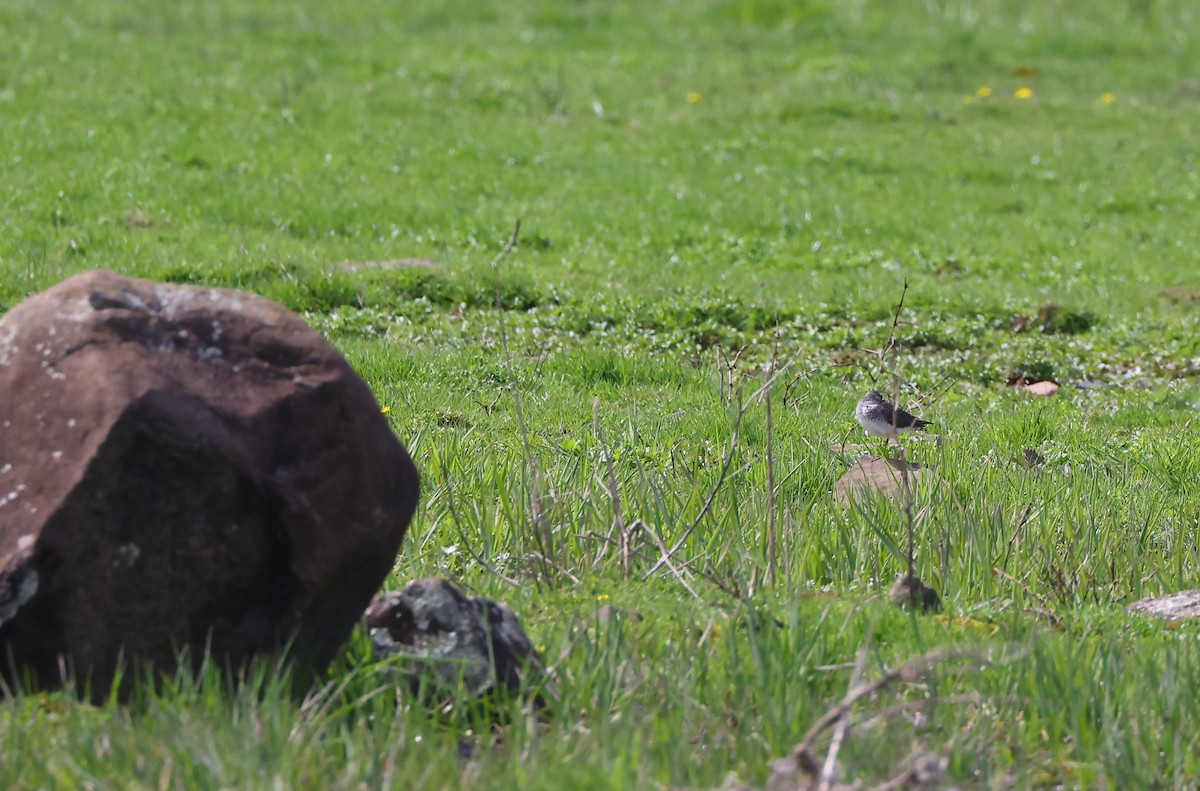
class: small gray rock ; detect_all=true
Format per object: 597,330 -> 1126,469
365,578 -> 545,705
1127,590 -> 1200,622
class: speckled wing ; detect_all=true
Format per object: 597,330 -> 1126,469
891,403 -> 931,430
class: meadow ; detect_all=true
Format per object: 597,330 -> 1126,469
4,0 -> 1200,787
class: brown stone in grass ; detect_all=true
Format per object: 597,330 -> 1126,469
888,572 -> 942,612
1024,380 -> 1059,396
1161,285 -> 1200,304
833,456 -> 928,505
1018,448 -> 1046,467
0,270 -> 419,697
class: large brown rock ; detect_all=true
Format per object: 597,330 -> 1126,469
0,270 -> 419,695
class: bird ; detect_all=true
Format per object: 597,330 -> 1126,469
855,388 -> 931,442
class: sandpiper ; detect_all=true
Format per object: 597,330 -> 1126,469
855,388 -> 931,441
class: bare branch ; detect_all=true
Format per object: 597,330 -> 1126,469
908,370 -> 959,411
472,389 -> 503,416
490,218 -> 522,271
764,365 -> 778,589
787,645 -> 988,778
647,337 -> 814,582
862,278 -> 908,384
594,397 -> 631,579
643,403 -> 743,579
993,566 -> 1063,629
1000,502 -> 1035,571
817,630 -> 873,791
900,443 -> 916,595
488,218 -> 554,588
631,520 -> 701,600
438,451 -> 519,587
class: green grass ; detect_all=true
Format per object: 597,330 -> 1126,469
5,0 -> 1200,787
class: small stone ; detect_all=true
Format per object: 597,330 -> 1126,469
1161,285 -> 1200,304
1018,448 -> 1045,467
1025,380 -> 1059,396
833,456 -> 928,505
1127,590 -> 1200,622
366,578 -> 546,709
888,572 -> 942,612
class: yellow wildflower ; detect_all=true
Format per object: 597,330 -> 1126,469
380,405 -> 391,415
686,92 -> 702,104
596,593 -> 610,601
975,86 -> 992,98
1014,87 -> 1034,100
1100,92 -> 1116,104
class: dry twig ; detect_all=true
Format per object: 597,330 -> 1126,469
489,219 -> 559,587
439,457 -> 519,587
784,645 -> 987,780
594,398 -> 632,579
764,365 -> 778,589
646,341 -> 815,580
